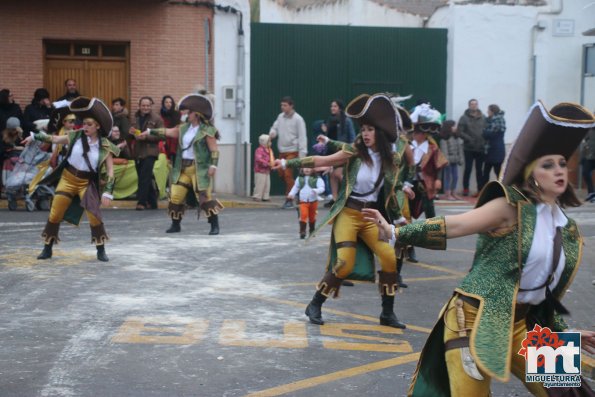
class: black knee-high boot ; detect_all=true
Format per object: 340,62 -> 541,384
305,271 -> 342,325
208,214 -> 219,235
299,222 -> 307,239
37,241 -> 53,260
305,291 -> 327,325
96,245 -> 109,262
380,295 -> 406,329
378,271 -> 406,329
166,218 -> 181,233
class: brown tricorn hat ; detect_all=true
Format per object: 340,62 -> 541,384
177,94 -> 213,121
69,97 -> 113,137
500,101 -> 595,186
48,101 -> 75,134
346,94 -> 408,143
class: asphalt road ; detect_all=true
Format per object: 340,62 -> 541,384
1,203 -> 594,397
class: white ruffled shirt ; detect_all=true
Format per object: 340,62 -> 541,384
517,203 -> 567,305
182,125 -> 199,160
351,148 -> 383,202
69,136 -> 99,172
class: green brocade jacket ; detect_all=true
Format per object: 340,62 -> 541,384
312,138 -> 404,281
407,181 -> 583,396
170,123 -> 218,192
41,130 -> 120,225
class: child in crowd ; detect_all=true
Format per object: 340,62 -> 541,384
109,126 -> 131,161
438,119 -> 464,200
287,168 -> 325,239
252,134 -> 274,201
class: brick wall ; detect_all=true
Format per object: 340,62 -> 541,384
0,0 -> 214,112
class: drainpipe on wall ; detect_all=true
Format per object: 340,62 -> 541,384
204,18 -> 210,92
234,11 -> 245,196
531,0 -> 563,104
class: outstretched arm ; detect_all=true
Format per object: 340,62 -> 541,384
138,125 -> 180,139
362,196 -> 516,241
22,132 -> 69,146
273,149 -> 351,170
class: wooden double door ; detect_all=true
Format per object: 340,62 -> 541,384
44,41 -> 129,107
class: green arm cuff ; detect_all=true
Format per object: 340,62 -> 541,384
149,128 -> 166,138
104,176 -> 116,194
210,150 -> 220,167
286,156 -> 315,169
34,132 -> 52,143
396,216 -> 447,250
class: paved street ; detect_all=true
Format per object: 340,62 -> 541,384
1,202 -> 594,397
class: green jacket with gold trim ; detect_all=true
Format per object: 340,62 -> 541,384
40,130 -> 120,225
315,138 -> 404,281
171,122 -> 218,192
407,181 -> 583,396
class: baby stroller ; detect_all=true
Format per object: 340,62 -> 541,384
3,141 -> 52,211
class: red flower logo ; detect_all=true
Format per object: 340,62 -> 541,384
518,324 -> 565,367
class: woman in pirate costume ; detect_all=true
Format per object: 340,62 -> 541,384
140,94 -> 223,235
363,101 -> 595,396
275,93 -> 411,329
22,97 -> 119,262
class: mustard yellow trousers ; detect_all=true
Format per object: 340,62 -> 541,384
443,296 -> 547,397
331,207 -> 397,278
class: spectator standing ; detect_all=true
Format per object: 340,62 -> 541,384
56,79 -> 81,101
287,168 -> 325,239
109,126 -> 131,160
482,104 -> 506,187
321,99 -> 356,208
111,98 -> 130,143
160,95 -> 181,163
129,96 -> 164,210
269,96 -> 307,209
23,88 -> 52,134
0,89 -> 23,132
1,116 -> 24,161
439,120 -> 464,200
458,98 -> 486,196
252,134 -> 273,201
581,126 -> 595,202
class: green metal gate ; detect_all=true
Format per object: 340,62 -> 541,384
250,23 -> 447,195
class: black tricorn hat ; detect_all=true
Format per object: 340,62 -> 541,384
346,94 -> 405,142
69,97 -> 113,137
47,101 -> 75,134
177,94 -> 213,121
500,101 -> 595,186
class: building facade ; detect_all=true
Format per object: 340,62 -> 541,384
0,0 -> 251,195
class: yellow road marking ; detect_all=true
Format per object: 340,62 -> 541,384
111,317 -> 208,345
229,294 -> 432,334
279,274 -> 461,288
447,248 -> 475,254
408,261 -> 467,276
0,249 -> 94,267
244,352 -> 420,397
321,323 -> 412,353
219,320 -> 308,349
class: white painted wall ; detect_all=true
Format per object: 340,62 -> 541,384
443,1 -> 595,145
214,0 -> 251,195
260,0 -> 422,27
259,0 -> 595,146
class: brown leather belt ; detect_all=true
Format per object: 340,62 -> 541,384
182,159 -> 195,167
65,163 -> 94,179
457,293 -> 530,322
345,197 -> 377,211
